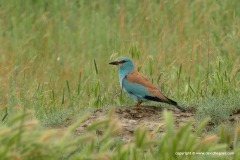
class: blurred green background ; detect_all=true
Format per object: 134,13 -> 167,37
0,1 -> 240,159
0,0 -> 239,125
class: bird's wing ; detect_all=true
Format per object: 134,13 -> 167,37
124,70 -> 168,101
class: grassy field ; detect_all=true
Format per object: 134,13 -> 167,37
0,0 -> 240,159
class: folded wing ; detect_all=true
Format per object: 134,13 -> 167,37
123,70 -> 169,101
123,70 -> 185,111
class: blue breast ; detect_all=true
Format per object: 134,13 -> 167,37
122,77 -> 152,101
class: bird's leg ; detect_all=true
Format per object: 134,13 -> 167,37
134,100 -> 142,107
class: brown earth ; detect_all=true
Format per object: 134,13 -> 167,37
75,106 -> 240,142
76,106 -> 193,142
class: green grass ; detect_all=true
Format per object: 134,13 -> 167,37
1,110 -> 239,160
1,0 -> 239,124
196,94 -> 240,124
0,0 -> 240,159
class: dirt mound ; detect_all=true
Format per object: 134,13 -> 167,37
75,106 -> 195,142
75,106 -> 240,142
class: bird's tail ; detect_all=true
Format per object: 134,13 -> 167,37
166,98 -> 186,112
144,95 -> 186,112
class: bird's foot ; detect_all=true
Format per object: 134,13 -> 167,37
134,101 -> 142,107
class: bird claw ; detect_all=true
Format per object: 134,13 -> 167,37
134,101 -> 142,107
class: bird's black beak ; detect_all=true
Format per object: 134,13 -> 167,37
109,61 -> 119,65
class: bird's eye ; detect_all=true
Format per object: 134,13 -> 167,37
120,60 -> 127,63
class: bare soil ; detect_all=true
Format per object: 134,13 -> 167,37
75,106 -> 240,142
75,106 -> 194,142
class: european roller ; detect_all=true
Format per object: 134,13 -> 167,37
109,57 -> 186,112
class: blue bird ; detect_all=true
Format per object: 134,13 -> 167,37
109,57 -> 186,112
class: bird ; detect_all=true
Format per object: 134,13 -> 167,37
109,57 -> 186,112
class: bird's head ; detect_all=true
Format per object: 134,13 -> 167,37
109,57 -> 134,72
